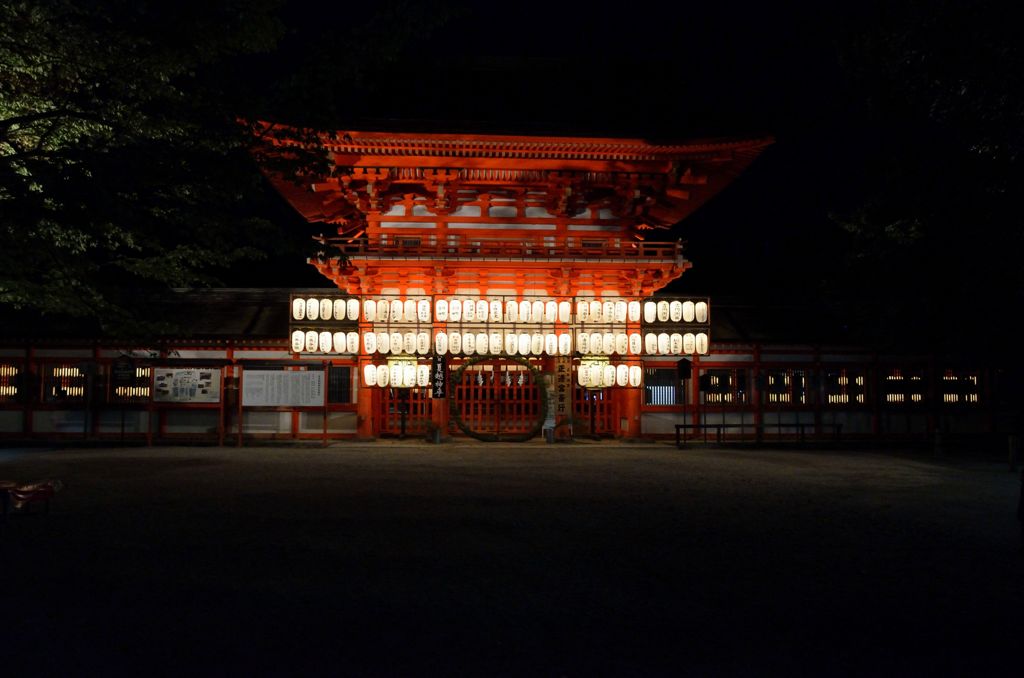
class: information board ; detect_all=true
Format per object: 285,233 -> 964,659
242,370 -> 325,407
153,368 -> 221,403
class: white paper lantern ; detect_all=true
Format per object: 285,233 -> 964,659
505,333 -> 518,355
603,365 -> 616,388
589,365 -> 602,388
544,333 -> 558,355
476,333 -> 489,355
363,332 -> 377,354
656,301 -> 670,322
602,332 -> 616,355
403,332 -> 417,355
435,299 -> 448,322
614,333 -> 629,355
695,301 -> 708,324
376,363 -> 390,387
578,363 -> 591,387
449,332 -> 462,354
404,364 -> 416,387
682,300 -> 695,323
683,333 -> 696,355
377,300 -> 389,323
628,365 -> 643,387
306,298 -> 319,320
489,332 -> 502,355
627,301 -> 641,322
417,299 -> 431,323
449,299 -> 462,322
363,364 -> 377,387
628,333 -> 642,355
670,333 -> 683,355
643,301 -> 656,323
576,300 -> 589,323
505,300 -> 518,323
331,331 -> 345,353
531,333 -> 544,355
589,301 -> 602,322
590,332 -> 603,355
558,301 -> 571,323
577,332 -> 590,355
531,301 -> 544,323
305,330 -> 318,353
542,301 -> 555,323
402,300 -> 415,322
696,332 -> 709,355
320,298 -> 333,321
332,299 -> 344,321
343,332 -> 357,354
475,300 -> 488,323
602,301 -> 615,323
463,300 -> 476,322
669,301 -> 682,322
376,332 -> 390,354
463,332 -> 476,355
435,332 -> 448,355
519,300 -> 531,323
614,301 -> 627,323
318,331 -> 332,353
558,333 -> 572,355
416,364 -> 430,388
389,332 -> 403,354
292,299 -> 306,320
364,299 -> 377,322
644,333 -> 658,354
616,364 -> 629,387
489,300 -> 502,323
657,332 -> 670,355
346,298 -> 359,321
390,364 -> 404,388
291,330 -> 305,352
390,301 -> 402,323
416,332 -> 430,355
518,333 -> 531,356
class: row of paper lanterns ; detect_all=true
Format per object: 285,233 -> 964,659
578,364 -> 644,388
291,297 -> 708,325
360,363 -> 645,389
291,329 -> 709,356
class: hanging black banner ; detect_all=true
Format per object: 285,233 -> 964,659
431,355 -> 447,398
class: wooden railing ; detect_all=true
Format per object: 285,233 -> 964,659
319,237 -> 685,261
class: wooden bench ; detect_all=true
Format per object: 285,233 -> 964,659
675,422 -> 844,448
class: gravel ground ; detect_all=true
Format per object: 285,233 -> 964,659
1,442 -> 1022,676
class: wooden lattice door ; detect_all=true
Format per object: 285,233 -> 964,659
573,384 -> 616,437
451,359 -> 543,440
378,387 -> 430,437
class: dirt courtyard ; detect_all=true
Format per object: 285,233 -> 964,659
2,442 -> 1022,675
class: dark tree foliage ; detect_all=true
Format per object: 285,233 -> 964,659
832,0 -> 1023,356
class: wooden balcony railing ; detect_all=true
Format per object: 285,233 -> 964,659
318,237 -> 685,262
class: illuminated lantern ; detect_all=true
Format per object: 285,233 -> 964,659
589,301 -> 602,322
320,298 -> 332,321
463,300 -> 476,322
476,333 -> 489,355
518,333 -> 531,356
376,332 -> 390,354
542,301 -> 555,323
590,332 -> 603,355
558,301 -> 571,323
602,301 -> 615,323
506,300 -> 518,323
462,332 -> 476,355
377,300 -> 389,323
696,332 -> 709,355
558,333 -> 572,355
292,298 -> 306,320
627,301 -> 641,322
364,299 -> 377,322
489,332 -> 502,355
656,301 -> 670,322
376,364 -> 390,387
577,332 -> 590,355
475,300 -> 488,322
628,333 -> 642,355
544,333 -> 558,355
628,365 -> 643,387
683,333 -> 696,355
695,301 -> 708,323
435,332 -> 448,355
657,332 -> 670,355
576,300 -> 589,322
602,332 -> 616,355
390,364 -> 404,388
389,332 -> 403,354
531,333 -> 544,355
403,332 -> 417,355
603,365 -> 616,388
614,333 -> 629,355
416,364 -> 430,388
578,363 -> 591,387
614,301 -> 627,323
318,331 -> 332,353
416,332 -> 430,355
345,332 -> 359,354
305,330 -> 318,353
404,364 -> 416,387
449,332 -> 462,354
291,330 -> 305,352
489,300 -> 502,323
402,300 -> 415,322
418,299 -> 431,323
530,300 -> 544,323
435,299 -> 449,322
363,364 -> 377,387
643,301 -> 656,323
644,333 -> 658,354
682,300 -> 695,323
332,332 -> 345,353
390,301 -> 403,323
669,301 -> 682,322
518,300 -> 531,323
332,299 -> 345,320
589,365 -> 602,388
670,333 -> 683,355
346,298 -> 359,321
306,298 -> 319,320
449,299 -> 462,322
616,364 -> 629,387
363,332 -> 377,354
505,333 -> 518,355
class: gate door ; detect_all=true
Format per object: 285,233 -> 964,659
378,387 -> 430,437
573,384 -> 616,437
452,359 -> 543,440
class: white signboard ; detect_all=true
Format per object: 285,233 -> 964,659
153,368 -> 221,403
242,370 -> 325,407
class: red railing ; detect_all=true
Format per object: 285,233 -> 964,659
319,237 -> 684,261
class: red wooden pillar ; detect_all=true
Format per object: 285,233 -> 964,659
357,357 -> 375,439
621,383 -> 642,438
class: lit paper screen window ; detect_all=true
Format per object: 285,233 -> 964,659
644,368 -> 678,406
762,369 -> 808,405
0,363 -> 20,402
941,369 -> 979,404
883,368 -> 924,404
823,368 -> 865,405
